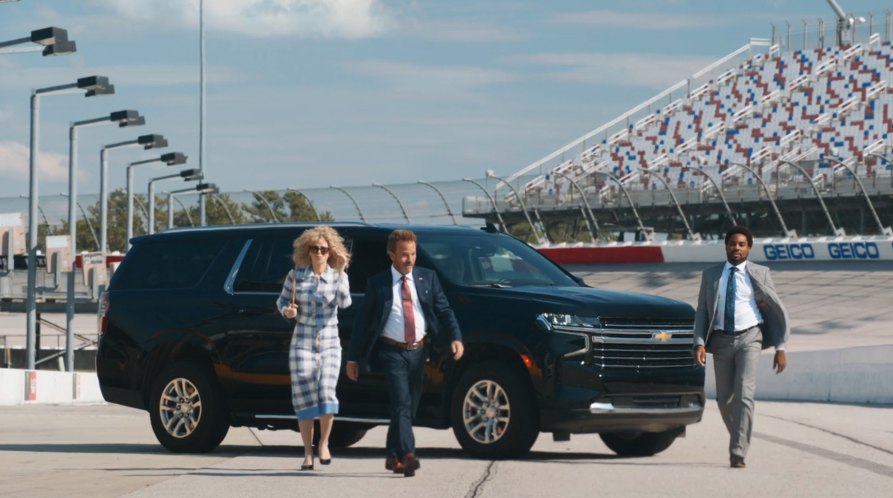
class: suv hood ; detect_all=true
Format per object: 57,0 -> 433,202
469,285 -> 694,320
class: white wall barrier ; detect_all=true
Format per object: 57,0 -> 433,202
662,236 -> 893,263
704,345 -> 893,405
0,369 -> 104,406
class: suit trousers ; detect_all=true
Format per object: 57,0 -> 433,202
378,342 -> 426,458
708,325 -> 761,460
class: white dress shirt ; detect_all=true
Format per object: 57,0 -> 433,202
381,266 -> 427,343
714,260 -> 762,333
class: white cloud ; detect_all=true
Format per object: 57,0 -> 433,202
513,52 -> 716,88
88,0 -> 393,39
400,19 -> 527,43
344,60 -> 517,98
0,141 -> 69,182
551,9 -> 723,30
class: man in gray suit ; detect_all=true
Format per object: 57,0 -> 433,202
693,226 -> 788,468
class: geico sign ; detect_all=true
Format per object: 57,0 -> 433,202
763,244 -> 815,260
827,242 -> 880,259
763,242 -> 881,260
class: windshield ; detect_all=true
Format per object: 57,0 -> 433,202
418,233 -> 577,287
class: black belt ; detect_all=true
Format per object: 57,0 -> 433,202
713,324 -> 760,336
379,336 -> 427,351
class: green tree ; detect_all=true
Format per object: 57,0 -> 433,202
205,193 -> 248,226
244,190 -> 287,223
283,190 -> 334,222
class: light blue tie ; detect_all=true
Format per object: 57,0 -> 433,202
724,267 -> 737,333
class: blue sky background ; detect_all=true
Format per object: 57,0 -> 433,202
0,0 -> 884,200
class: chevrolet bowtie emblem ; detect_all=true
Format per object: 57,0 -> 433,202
653,331 -> 672,343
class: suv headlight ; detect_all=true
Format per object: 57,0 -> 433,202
536,313 -> 601,332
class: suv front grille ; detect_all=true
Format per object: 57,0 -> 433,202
589,317 -> 695,369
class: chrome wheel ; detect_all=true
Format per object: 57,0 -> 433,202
158,377 -> 203,439
462,379 -> 510,445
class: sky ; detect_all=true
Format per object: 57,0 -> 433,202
0,0 -> 885,203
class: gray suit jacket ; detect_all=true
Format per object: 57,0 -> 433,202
693,261 -> 789,350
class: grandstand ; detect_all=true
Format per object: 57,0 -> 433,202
463,14 -> 893,243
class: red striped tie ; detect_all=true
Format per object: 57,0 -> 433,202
402,275 -> 416,344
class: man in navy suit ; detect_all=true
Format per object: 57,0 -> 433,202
346,229 -> 464,477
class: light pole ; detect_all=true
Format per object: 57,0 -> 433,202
26,75 -> 114,370
169,183 -> 218,229
330,185 -> 366,222
245,190 -> 280,222
825,156 -> 892,235
126,152 -> 187,248
551,171 -> 598,241
149,169 -> 203,234
635,167 -> 697,240
775,159 -> 842,235
372,183 -> 411,223
66,110 -> 143,371
285,189 -> 321,222
59,194 -> 99,251
729,162 -> 796,237
0,26 -> 76,56
486,171 -> 546,244
100,134 -> 168,255
595,171 -> 651,240
462,177 -> 506,230
417,181 -> 457,225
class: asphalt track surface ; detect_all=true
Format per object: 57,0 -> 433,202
0,401 -> 891,498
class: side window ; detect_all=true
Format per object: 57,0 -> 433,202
113,239 -> 223,290
347,237 -> 389,293
233,237 -> 297,293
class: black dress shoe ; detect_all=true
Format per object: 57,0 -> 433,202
320,457 -> 332,465
301,463 -> 314,471
385,455 -> 404,473
730,457 -> 746,468
402,453 -> 420,477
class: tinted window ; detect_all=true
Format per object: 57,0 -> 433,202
113,239 -> 223,290
233,237 -> 296,293
419,233 -> 577,287
346,237 -> 390,292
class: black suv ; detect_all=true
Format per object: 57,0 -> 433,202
97,223 -> 704,458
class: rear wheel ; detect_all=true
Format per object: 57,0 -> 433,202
599,429 -> 679,456
149,361 -> 230,453
450,362 -> 538,459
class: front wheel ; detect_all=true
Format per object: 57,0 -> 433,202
599,429 -> 680,456
149,361 -> 230,453
450,362 -> 538,459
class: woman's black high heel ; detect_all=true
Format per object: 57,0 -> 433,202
301,458 -> 314,471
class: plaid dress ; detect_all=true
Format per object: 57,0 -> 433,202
276,265 -> 352,420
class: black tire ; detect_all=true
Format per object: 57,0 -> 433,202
149,361 -> 230,453
312,421 -> 371,448
599,429 -> 679,456
450,362 -> 538,459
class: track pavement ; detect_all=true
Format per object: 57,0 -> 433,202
0,401 -> 890,498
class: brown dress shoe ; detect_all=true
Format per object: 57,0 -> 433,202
385,455 -> 404,473
402,452 -> 421,477
730,458 -> 746,468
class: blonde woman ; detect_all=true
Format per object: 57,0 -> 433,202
276,226 -> 352,471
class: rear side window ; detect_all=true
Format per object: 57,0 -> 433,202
113,239 -> 223,290
233,237 -> 297,293
347,237 -> 389,292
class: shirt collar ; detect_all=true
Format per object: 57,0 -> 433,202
391,265 -> 412,284
302,264 -> 333,282
723,260 -> 747,272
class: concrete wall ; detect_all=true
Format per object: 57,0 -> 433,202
0,368 -> 104,405
704,345 -> 893,405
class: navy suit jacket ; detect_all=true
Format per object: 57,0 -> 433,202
347,266 -> 462,369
